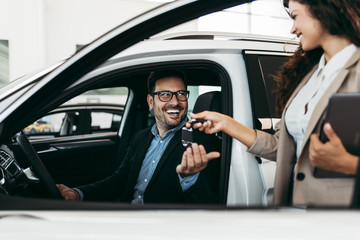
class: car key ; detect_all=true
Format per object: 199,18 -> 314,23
181,119 -> 206,147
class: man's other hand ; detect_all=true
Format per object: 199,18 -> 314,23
176,143 -> 220,177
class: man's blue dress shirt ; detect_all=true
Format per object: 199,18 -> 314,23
75,118 -> 199,203
131,118 -> 199,204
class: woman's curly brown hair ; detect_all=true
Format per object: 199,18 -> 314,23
274,0 -> 360,115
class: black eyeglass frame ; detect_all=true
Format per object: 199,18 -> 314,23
150,90 -> 190,102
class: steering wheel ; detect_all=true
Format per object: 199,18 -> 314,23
16,133 -> 63,199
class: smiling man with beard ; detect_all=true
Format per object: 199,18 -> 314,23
57,70 -> 220,204
147,70 -> 188,138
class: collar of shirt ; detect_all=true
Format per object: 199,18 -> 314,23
319,43 -> 357,81
151,118 -> 187,139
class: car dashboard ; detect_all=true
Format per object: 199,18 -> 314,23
0,141 -> 42,198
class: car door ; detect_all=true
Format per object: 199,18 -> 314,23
17,89 -> 126,187
0,0 -> 250,209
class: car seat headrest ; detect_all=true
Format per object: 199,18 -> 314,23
193,91 -> 222,114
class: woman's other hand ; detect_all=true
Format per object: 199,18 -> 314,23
310,123 -> 359,175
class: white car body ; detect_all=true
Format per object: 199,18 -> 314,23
77,31 -> 297,206
1,209 -> 360,239
1,1 -> 360,238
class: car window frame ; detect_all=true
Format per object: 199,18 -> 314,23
0,0 -> 248,141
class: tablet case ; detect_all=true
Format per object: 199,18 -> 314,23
314,93 -> 360,178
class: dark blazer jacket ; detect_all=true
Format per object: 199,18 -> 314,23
79,127 -> 220,204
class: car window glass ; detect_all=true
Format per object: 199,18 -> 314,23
64,87 -> 128,105
188,85 -> 221,113
91,112 -> 122,132
24,87 -> 127,137
257,55 -> 288,129
24,113 -> 64,134
244,53 -> 289,131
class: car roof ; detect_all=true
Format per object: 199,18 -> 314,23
111,31 -> 298,61
151,31 -> 298,43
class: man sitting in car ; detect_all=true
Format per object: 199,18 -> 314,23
57,69 -> 220,204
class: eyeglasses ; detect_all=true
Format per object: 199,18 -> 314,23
151,90 -> 189,102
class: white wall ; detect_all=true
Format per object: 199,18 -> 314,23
43,0 -> 161,66
0,0 -> 162,81
0,0 -> 45,80
0,0 -> 292,82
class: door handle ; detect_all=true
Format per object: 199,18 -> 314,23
37,147 -> 58,154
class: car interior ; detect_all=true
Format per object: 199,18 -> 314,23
0,62 -> 234,206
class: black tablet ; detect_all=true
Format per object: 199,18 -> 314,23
314,93 -> 360,178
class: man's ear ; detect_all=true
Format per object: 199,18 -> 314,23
147,94 -> 153,110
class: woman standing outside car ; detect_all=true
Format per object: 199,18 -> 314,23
179,0 -> 360,206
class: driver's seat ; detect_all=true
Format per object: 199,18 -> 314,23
190,90 -> 222,203
192,90 -> 222,151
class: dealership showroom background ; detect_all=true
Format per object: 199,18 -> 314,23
0,0 -> 292,86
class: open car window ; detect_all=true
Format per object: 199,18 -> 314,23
6,59 -> 229,205
23,87 -> 128,138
